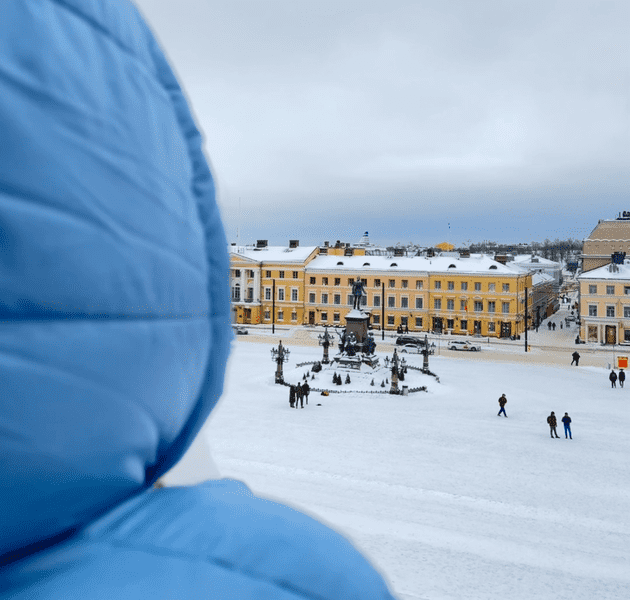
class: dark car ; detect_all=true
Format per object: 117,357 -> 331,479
395,335 -> 425,346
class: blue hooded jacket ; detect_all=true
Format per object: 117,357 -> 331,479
0,2 -> 396,598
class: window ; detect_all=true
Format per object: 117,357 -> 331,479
264,310 -> 270,319
488,322 -> 496,333
265,270 -> 271,278
374,279 -> 381,288
265,287 -> 271,300
416,280 -> 423,289
233,269 -> 241,278
277,310 -> 284,321
232,285 -> 240,301
589,285 -> 597,294
447,319 -> 454,329
488,301 -> 496,313
502,302 -> 510,314
607,305 -> 615,317
589,305 -> 597,317
402,280 -> 408,289
334,294 -> 341,305
291,311 -> 297,321
389,279 -> 396,288
474,301 -> 483,312
488,283 -> 495,292
334,278 -> 340,286
279,271 -> 285,279
415,297 -> 423,309
322,277 -> 328,285
474,282 -> 481,291
401,316 -> 408,327
293,271 -> 298,279
434,281 -> 441,289
624,306 -> 630,318
461,320 -> 468,330
448,281 -> 455,290
278,288 -> 285,301
309,292 -> 315,303
333,313 -> 340,322
502,283 -> 510,292
461,300 -> 467,311
607,285 -> 615,295
321,312 -> 328,321
373,314 -> 380,325
434,299 -> 442,310
625,287 -> 630,295
310,277 -> 316,285
348,278 -> 354,286
388,296 -> 396,308
461,282 -> 468,291
321,293 -> 328,304
401,297 -> 409,308
447,299 -> 454,310
415,317 -> 423,327
347,294 -> 353,305
387,315 -> 395,325
291,288 -> 298,302
374,296 -> 381,307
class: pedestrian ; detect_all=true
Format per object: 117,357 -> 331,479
404,323 -> 409,334
289,385 -> 296,408
548,321 -> 552,330
497,393 -> 508,417
619,369 -> 626,388
296,382 -> 304,408
552,322 -> 556,331
302,381 -> 310,405
562,413 -> 572,439
560,322 -> 563,329
610,369 -> 617,388
547,411 -> 560,438
571,351 -> 580,366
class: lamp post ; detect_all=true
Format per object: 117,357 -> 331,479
270,340 -> 290,384
318,326 -> 334,364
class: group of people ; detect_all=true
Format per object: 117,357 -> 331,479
497,395 -> 573,439
289,382 -> 310,408
609,369 -> 626,388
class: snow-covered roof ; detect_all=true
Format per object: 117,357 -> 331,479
578,261 -> 630,280
512,254 -> 561,267
532,272 -> 554,286
305,253 -> 520,275
230,245 -> 318,264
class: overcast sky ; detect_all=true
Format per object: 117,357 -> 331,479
135,0 -> 629,248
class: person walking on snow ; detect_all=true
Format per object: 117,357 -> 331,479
296,382 -> 304,408
619,369 -> 625,388
562,413 -> 572,439
610,370 -> 618,388
571,351 -> 580,366
289,385 -> 296,408
497,393 -> 508,417
302,381 -> 310,405
547,412 -> 560,438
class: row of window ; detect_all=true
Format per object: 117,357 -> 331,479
587,284 -> 630,295
304,277 -> 511,292
587,305 -> 630,318
233,269 -> 301,279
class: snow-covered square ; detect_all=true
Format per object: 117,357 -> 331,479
205,332 -> 629,600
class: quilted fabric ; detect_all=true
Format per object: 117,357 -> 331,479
0,2 -> 396,598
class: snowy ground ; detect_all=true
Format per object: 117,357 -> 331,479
206,292 -> 629,600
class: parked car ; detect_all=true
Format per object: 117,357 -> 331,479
399,343 -> 435,355
395,335 -> 425,346
232,325 -> 248,335
447,340 -> 481,352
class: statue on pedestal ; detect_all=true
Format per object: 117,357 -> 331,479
351,278 -> 366,310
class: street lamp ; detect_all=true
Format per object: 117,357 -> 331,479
317,326 -> 335,364
270,340 -> 290,384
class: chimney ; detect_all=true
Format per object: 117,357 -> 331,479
494,254 -> 508,265
289,239 -> 299,248
459,250 -> 469,258
256,239 -> 268,248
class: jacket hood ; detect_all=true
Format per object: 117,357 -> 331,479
0,0 -> 230,561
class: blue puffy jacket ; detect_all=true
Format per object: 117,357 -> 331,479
0,2 -> 396,598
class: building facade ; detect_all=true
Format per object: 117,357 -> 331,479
230,245 -> 534,338
582,213 -> 630,273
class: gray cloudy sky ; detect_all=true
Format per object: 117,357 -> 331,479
135,0 -> 629,247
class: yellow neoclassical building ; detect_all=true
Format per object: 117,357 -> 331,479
230,243 -> 534,338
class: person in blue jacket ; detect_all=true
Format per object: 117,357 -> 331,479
562,413 -> 572,439
0,2 -> 396,599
